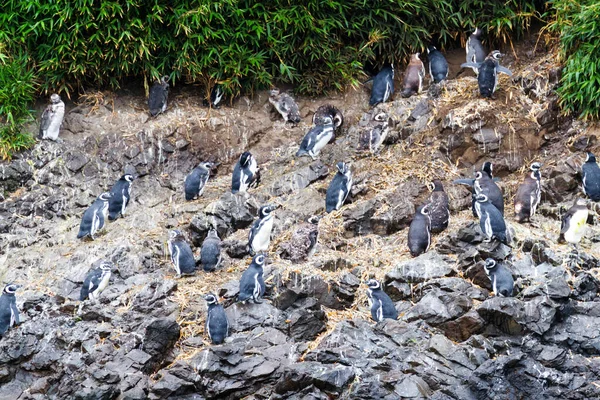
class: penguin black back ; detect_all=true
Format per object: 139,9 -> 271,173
148,75 -> 169,117
325,162 -> 353,213
369,64 -> 394,106
201,229 -> 222,272
238,253 -> 266,303
185,162 -> 212,201
514,162 -> 542,223
427,46 -> 449,83
408,204 -> 431,257
80,261 -> 112,301
474,194 -> 509,245
582,152 -> 600,201
366,279 -> 398,322
205,293 -> 229,344
484,258 -> 514,297
168,229 -> 196,276
232,151 -> 259,194
0,284 -> 19,336
108,174 -> 134,220
466,27 -> 487,67
77,192 -> 112,240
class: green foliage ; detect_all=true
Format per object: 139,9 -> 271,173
547,0 -> 600,119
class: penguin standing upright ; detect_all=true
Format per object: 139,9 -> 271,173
401,54 -> 425,98
558,198 -> 589,245
368,64 -> 394,107
582,152 -> 600,201
77,192 -> 112,240
201,229 -> 222,272
474,194 -> 510,245
484,258 -> 514,297
0,284 -> 19,337
248,204 -> 277,255
238,253 -> 266,303
168,230 -> 196,276
148,76 -> 169,117
366,279 -> 398,322
325,162 -> 353,213
474,167 -> 504,215
427,46 -> 449,83
313,105 -> 343,130
108,174 -> 134,220
408,204 -> 431,257
427,180 -> 449,234
80,261 -> 113,301
269,89 -> 301,124
465,27 -> 487,74
232,152 -> 260,194
296,119 -> 335,159
514,162 -> 542,223
461,50 -> 512,98
204,84 -> 224,109
39,94 -> 65,141
205,293 -> 229,344
358,112 -> 391,154
185,162 -> 213,201
279,216 -> 320,263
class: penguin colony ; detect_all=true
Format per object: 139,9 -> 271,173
3,27 -> 597,343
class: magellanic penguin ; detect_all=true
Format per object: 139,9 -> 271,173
108,174 -> 134,220
358,112 -> 392,154
465,27 -> 487,74
313,104 -> 343,130
368,64 -> 394,107
168,229 -> 196,276
148,75 -> 169,117
201,229 -> 222,272
205,293 -> 229,344
232,152 -> 260,194
185,162 -> 213,201
582,152 -> 600,201
514,162 -> 542,223
77,192 -> 112,240
474,194 -> 510,246
325,162 -> 353,213
401,53 -> 425,98
461,50 -> 512,98
269,88 -> 301,124
408,204 -> 431,257
427,46 -> 449,83
204,84 -> 224,109
0,284 -> 20,337
296,119 -> 335,159
80,261 -> 112,301
484,258 -> 514,297
366,279 -> 398,322
238,253 -> 266,303
426,180 -> 449,234
558,198 -> 589,245
472,164 -> 504,216
279,215 -> 320,263
39,94 -> 65,141
248,204 -> 278,255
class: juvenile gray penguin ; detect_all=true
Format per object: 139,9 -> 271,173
238,253 -> 266,303
77,192 -> 112,240
325,162 -> 353,213
484,258 -> 514,297
366,279 -> 398,322
201,229 -> 222,272
474,194 -> 510,246
558,198 -> 589,245
80,261 -> 112,301
279,215 -> 320,263
185,162 -> 213,201
108,174 -> 134,220
461,50 -> 512,98
427,180 -> 449,234
408,204 -> 431,257
148,75 -> 169,117
168,229 -> 196,276
514,162 -> 542,223
0,284 -> 20,337
232,152 -> 259,194
39,94 -> 65,141
358,112 -> 391,154
313,104 -> 343,130
269,88 -> 301,124
205,293 -> 229,344
368,64 -> 394,106
582,152 -> 600,201
248,204 -> 278,255
401,54 -> 425,98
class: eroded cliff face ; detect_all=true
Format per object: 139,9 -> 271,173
1,37 -> 599,400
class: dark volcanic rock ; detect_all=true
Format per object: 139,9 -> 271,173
142,318 -> 181,371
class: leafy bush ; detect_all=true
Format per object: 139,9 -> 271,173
547,0 -> 600,119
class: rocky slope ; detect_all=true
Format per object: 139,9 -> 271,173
1,37 -> 600,400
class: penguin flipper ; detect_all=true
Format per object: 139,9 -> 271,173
460,62 -> 480,70
363,77 -> 374,85
453,178 -> 475,187
497,66 -> 513,76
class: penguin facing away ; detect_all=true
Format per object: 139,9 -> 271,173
39,94 -> 65,141
313,104 -> 343,130
238,253 -> 266,303
474,194 -> 510,246
427,180 -> 449,234
296,119 -> 335,159
461,50 -> 512,98
558,198 -> 589,245
204,84 -> 224,109
77,192 -> 112,240
401,53 -> 425,98
465,27 -> 487,74
514,162 -> 542,223
168,229 -> 197,276
232,151 -> 260,194
366,279 -> 398,322
201,229 -> 222,272
473,169 -> 504,216
484,258 -> 514,297
80,261 -> 113,301
269,88 -> 301,124
325,162 -> 353,213
368,64 -> 395,107
185,162 -> 213,201
427,45 -> 449,83
279,215 -> 320,263
408,204 -> 431,257
205,293 -> 229,344
0,284 -> 20,337
358,112 -> 391,154
248,204 -> 278,255
582,152 -> 600,201
108,174 -> 134,220
148,75 -> 169,117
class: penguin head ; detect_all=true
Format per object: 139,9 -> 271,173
207,228 -> 220,239
50,94 -> 61,104
411,53 -> 422,63
530,162 -> 542,171
427,45 -> 437,54
122,174 -> 134,182
586,152 -> 597,163
373,112 -> 389,123
472,27 -> 482,37
204,293 -> 219,305
169,229 -> 183,240
336,162 -> 350,175
481,162 -> 493,177
99,261 -> 113,272
483,258 -> 497,275
3,284 -> 19,295
430,180 -> 444,192
419,204 -> 430,216
199,161 -> 214,170
269,88 -> 281,97
475,193 -> 488,203
239,152 -> 253,167
98,192 -> 112,202
366,279 -> 381,290
489,50 -> 504,61
259,204 -> 278,218
160,75 -> 170,85
307,215 -> 321,225
252,253 -> 266,267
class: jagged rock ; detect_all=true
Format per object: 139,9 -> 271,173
472,127 -> 503,152
404,288 -> 472,326
226,302 -> 282,332
281,298 -> 327,341
386,252 -> 454,285
142,318 -> 181,371
66,151 -> 90,172
267,162 -> 329,196
275,362 -> 355,395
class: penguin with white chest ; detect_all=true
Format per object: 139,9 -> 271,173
454,162 -> 503,216
368,64 -> 394,107
408,204 -> 431,257
465,28 -> 487,74
582,152 -> 600,201
148,76 -> 169,117
558,198 -> 589,245
201,229 -> 222,272
168,230 -> 196,276
325,162 -> 353,213
474,194 -> 510,246
39,94 -> 65,141
232,152 -> 260,194
185,162 -> 213,201
358,112 -> 392,154
238,254 -> 266,303
514,162 -> 542,223
0,284 -> 20,337
248,204 -> 278,255
77,192 -> 112,240
108,174 -> 134,220
484,258 -> 514,297
461,50 -> 512,98
296,118 -> 335,159
205,293 -> 229,344
427,46 -> 449,83
401,54 -> 425,98
80,261 -> 113,301
366,279 -> 398,322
